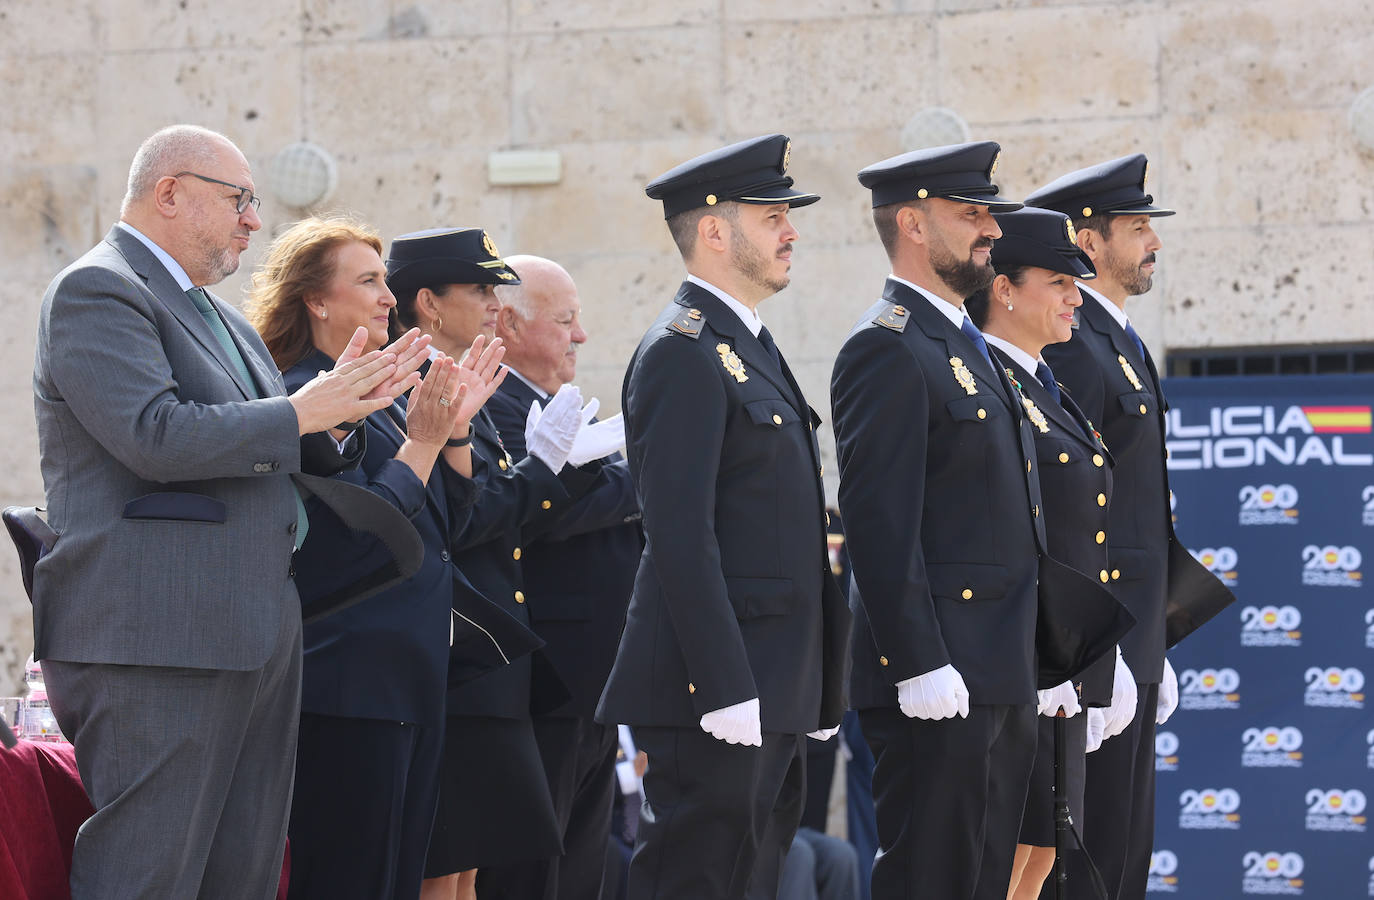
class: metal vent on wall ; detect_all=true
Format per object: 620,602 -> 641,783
1166,345 -> 1374,378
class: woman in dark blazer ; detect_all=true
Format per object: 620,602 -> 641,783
965,207 -> 1121,900
246,216 -> 532,900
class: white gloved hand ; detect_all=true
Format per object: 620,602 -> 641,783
524,384 -> 584,473
1157,657 -> 1179,725
1102,646 -> 1139,740
566,398 -> 626,467
699,697 -> 762,747
896,664 -> 970,720
1084,708 -> 1107,753
807,726 -> 840,741
1036,680 -> 1082,719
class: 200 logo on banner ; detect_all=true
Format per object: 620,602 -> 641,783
1179,787 -> 1241,829
1180,666 -> 1241,710
1304,666 -> 1365,709
1241,605 -> 1301,647
1239,483 -> 1299,526
1241,726 -> 1302,768
1241,851 -> 1304,896
1305,788 -> 1367,832
1301,544 -> 1363,587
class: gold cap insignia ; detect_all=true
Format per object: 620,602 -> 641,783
917,188 -> 929,199
782,140 -> 791,173
706,194 -> 718,206
1117,354 -> 1143,390
482,232 -> 499,258
1081,206 -> 1093,217
1142,161 -> 1150,188
1065,219 -> 1077,245
950,356 -> 978,396
989,151 -> 1000,177
717,343 -> 748,383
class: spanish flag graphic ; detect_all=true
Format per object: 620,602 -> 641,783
1301,405 -> 1373,433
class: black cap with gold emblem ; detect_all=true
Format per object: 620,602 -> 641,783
989,208 -> 1096,279
858,141 -> 1022,211
384,227 -> 521,296
1024,154 -> 1175,220
645,134 -> 820,219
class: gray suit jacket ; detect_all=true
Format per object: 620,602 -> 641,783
31,225 -> 413,671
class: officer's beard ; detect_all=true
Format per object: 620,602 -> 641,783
1103,244 -> 1156,296
731,229 -> 791,295
930,233 -> 996,299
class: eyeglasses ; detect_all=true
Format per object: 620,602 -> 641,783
175,171 -> 261,214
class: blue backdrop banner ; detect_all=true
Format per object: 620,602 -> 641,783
1152,374 -> 1374,898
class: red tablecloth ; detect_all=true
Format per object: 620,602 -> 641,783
0,740 -> 289,899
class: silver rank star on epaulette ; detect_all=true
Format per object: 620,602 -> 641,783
873,302 -> 910,333
667,307 -> 705,339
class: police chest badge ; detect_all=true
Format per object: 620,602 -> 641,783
717,343 -> 748,383
1117,354 -> 1144,390
949,356 -> 978,395
1022,397 -> 1051,434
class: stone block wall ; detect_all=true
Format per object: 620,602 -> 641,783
1,0 -> 1371,689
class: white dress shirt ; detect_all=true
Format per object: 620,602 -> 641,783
686,274 -> 763,338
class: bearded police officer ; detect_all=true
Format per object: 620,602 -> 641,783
597,134 -> 851,900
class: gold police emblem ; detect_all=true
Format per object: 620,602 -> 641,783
782,140 -> 791,173
949,356 -> 978,396
1142,161 -> 1150,188
482,232 -> 499,258
1117,354 -> 1143,390
989,151 -> 1000,177
1065,219 -> 1077,246
1022,397 -> 1050,434
717,343 -> 749,383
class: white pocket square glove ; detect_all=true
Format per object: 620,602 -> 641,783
896,664 -> 970,720
566,399 -> 626,467
524,383 -> 584,473
1037,680 -> 1082,718
807,725 -> 840,741
1156,656 -> 1179,725
699,697 -> 762,747
1084,708 -> 1107,753
1102,646 -> 1139,741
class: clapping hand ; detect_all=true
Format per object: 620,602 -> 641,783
405,354 -> 466,447
450,334 -> 509,433
289,326 -> 400,434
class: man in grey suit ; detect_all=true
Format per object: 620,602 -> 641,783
32,125 -> 415,900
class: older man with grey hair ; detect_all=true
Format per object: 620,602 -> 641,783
32,124 -> 423,900
480,255 -> 642,900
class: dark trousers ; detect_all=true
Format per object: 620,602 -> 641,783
860,703 -> 1037,900
481,716 -> 619,900
629,727 -> 807,900
1066,683 -> 1159,900
287,715 -> 442,900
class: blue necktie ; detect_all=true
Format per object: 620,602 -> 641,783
959,316 -> 995,370
1124,321 -> 1148,363
187,287 -> 309,549
757,325 -> 783,370
1035,361 -> 1062,406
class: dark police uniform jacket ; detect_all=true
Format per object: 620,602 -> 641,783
596,281 -> 852,735
1042,290 -> 1232,683
832,279 -> 1048,709
994,349 -> 1118,707
486,375 -> 644,719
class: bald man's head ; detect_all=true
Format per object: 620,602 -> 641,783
496,255 -> 586,394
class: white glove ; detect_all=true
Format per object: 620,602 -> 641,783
1102,646 -> 1139,740
807,726 -> 840,741
896,664 -> 970,720
1084,708 -> 1107,753
1037,680 -> 1082,719
566,397 -> 626,467
699,697 -> 762,747
1157,657 -> 1179,725
524,383 -> 584,473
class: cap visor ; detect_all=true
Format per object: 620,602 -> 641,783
736,188 -> 821,208
946,192 -> 1024,212
1108,204 -> 1176,217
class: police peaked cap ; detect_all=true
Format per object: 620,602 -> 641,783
646,134 -> 820,219
990,208 -> 1096,279
385,227 -> 520,297
1024,154 -> 1175,220
857,141 -> 1022,211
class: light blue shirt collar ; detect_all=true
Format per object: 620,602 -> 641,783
686,274 -> 763,338
115,221 -> 195,292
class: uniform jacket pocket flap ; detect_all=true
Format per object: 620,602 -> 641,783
725,575 -> 795,618
946,396 -> 1002,423
122,492 -> 227,523
1107,546 -> 1153,582
1117,392 -> 1152,417
744,399 -> 800,429
927,562 -> 1008,602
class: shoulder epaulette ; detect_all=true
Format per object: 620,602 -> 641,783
872,301 -> 910,333
667,306 -> 705,339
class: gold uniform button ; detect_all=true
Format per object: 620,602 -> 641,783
541,500 -> 552,509
1139,403 -> 1148,415
1058,452 -> 1069,463
514,590 -> 525,603
1097,493 -> 1107,507
879,656 -> 889,667
688,682 -> 696,693
1095,530 -> 1106,544
513,547 -> 522,560
1099,569 -> 1110,583
1092,454 -> 1104,467
976,408 -> 987,420
961,588 -> 973,600
1112,569 -> 1121,581
498,458 -> 509,471
772,414 -> 783,425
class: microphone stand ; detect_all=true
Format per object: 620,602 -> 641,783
1052,710 -> 1069,900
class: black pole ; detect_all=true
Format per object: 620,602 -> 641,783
0,717 -> 17,749
1053,711 -> 1069,900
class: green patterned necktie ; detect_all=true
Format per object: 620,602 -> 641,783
186,287 -> 309,549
